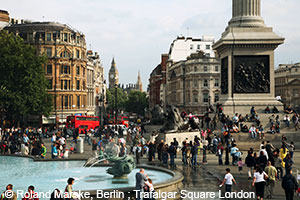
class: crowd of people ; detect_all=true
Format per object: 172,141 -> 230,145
1,104 -> 300,200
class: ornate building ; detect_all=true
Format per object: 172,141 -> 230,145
166,51 -> 220,113
275,63 -> 300,108
0,10 -> 9,30
108,58 -> 119,89
86,50 -> 105,116
6,21 -> 88,124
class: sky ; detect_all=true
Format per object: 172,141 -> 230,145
2,0 -> 300,91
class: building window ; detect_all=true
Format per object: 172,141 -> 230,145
214,93 -> 219,102
194,66 -> 197,72
203,93 -> 208,103
61,65 -> 70,74
76,66 -> 80,75
193,93 -> 198,103
77,96 -> 80,108
76,50 -> 80,58
205,53 -> 210,57
194,79 -> 198,88
206,45 -> 210,50
28,33 -> 33,41
64,96 -> 68,108
61,51 -> 70,58
82,68 -> 85,76
47,79 -> 52,89
64,33 -> 68,42
204,66 -> 208,71
197,44 -> 201,50
190,44 -> 193,50
64,80 -> 68,90
46,33 -> 51,42
76,80 -> 80,90
203,79 -> 208,87
61,80 -> 63,90
46,64 -> 52,74
215,79 -> 219,87
46,48 -> 52,57
215,65 -> 219,72
61,96 -> 64,109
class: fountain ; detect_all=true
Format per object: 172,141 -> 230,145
0,139 -> 183,200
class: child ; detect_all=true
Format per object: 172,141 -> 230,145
237,158 -> 244,174
144,178 -> 155,200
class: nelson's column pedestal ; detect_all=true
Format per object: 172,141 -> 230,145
213,0 -> 285,114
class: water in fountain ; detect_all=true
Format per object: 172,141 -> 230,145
87,158 -> 106,169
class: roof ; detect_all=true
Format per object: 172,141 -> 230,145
0,10 -> 9,14
5,22 -> 78,33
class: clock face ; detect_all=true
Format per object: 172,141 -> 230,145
110,74 -> 114,79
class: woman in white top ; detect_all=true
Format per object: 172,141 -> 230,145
144,178 -> 155,200
252,166 -> 268,200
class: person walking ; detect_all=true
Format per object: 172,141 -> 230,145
135,168 -> 148,200
284,153 -> 294,175
168,142 -> 176,167
264,161 -> 277,199
40,143 -> 46,159
217,143 -> 224,165
245,151 -> 256,179
220,168 -> 237,193
282,168 -> 298,200
191,142 -> 198,166
252,166 -> 268,200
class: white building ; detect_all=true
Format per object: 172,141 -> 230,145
86,50 -> 105,116
168,36 -> 215,63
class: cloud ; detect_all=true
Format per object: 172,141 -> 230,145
2,0 -> 300,90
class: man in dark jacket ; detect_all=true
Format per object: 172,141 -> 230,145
245,151 -> 256,179
168,142 -> 176,167
135,168 -> 148,200
282,168 -> 298,200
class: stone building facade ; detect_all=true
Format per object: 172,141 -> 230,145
86,50 -> 105,116
6,21 -> 88,123
275,63 -> 300,108
0,10 -> 9,30
166,51 -> 220,113
149,54 -> 168,109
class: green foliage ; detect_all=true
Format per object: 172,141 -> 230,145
125,90 -> 148,115
106,89 -> 148,115
106,87 -> 128,111
0,30 -> 53,123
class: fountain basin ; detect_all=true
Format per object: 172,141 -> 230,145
0,155 -> 183,199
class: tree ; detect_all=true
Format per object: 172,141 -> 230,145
106,87 -> 128,112
0,30 -> 52,125
124,91 -> 148,115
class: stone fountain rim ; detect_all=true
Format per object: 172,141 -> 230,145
0,154 -> 184,193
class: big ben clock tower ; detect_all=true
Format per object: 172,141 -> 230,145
108,57 -> 119,89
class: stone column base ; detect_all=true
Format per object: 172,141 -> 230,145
219,98 -> 283,114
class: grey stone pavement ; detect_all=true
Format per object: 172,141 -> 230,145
39,136 -> 300,200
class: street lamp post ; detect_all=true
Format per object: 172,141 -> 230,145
208,95 -> 211,111
115,84 -> 118,124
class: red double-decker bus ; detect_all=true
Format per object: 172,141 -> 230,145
66,115 -> 99,133
107,114 -> 129,127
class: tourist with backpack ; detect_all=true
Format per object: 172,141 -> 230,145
282,168 -> 298,200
